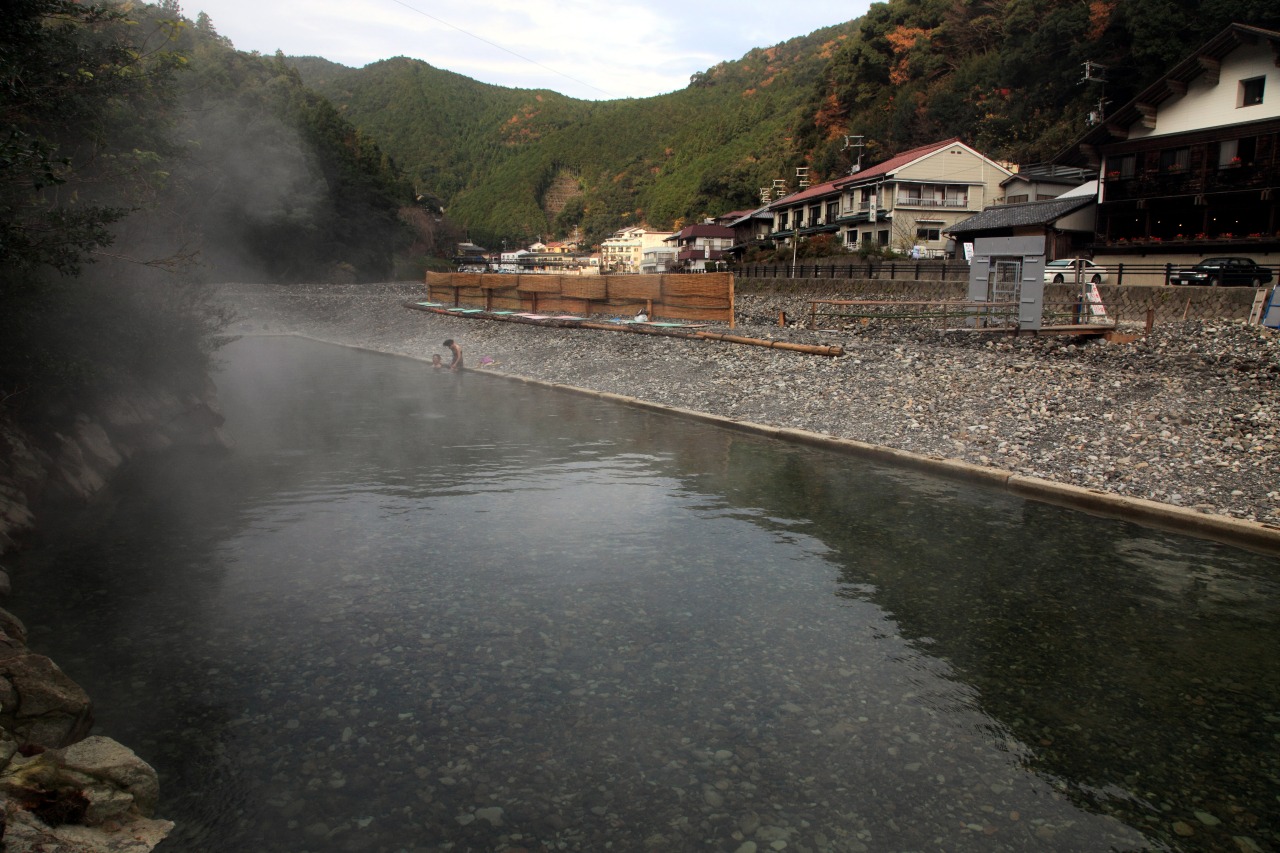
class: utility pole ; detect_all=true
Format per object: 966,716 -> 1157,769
1082,61 -> 1108,125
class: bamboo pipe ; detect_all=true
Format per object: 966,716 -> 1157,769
694,331 -> 844,356
404,302 -> 844,356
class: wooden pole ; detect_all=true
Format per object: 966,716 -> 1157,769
405,303 -> 844,356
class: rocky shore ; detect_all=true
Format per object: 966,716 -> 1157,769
0,380 -> 233,851
218,280 -> 1280,531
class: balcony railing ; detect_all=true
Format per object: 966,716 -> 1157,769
1103,162 -> 1279,201
895,196 -> 969,207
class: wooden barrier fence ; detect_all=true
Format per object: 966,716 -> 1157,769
425,272 -> 735,327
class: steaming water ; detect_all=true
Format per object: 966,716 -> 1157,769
12,336 -> 1280,852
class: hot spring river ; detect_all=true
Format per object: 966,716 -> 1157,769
11,336 -> 1280,852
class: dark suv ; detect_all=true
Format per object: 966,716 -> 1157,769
1169,257 -> 1273,286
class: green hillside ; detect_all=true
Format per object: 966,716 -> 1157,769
292,25 -> 859,248
292,0 -> 1280,252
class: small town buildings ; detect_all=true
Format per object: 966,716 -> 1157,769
999,165 -> 1095,204
664,222 -> 736,270
767,138 -> 1013,258
600,226 -> 675,273
1057,23 -> 1280,262
640,246 -> 678,274
946,188 -> 1097,260
720,206 -> 776,260
453,241 -> 489,271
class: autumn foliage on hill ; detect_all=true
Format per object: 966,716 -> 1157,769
797,0 -> 1280,176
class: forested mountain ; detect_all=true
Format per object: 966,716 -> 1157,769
293,0 -> 1280,252
292,25 -> 860,249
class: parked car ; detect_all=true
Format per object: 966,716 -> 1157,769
1169,257 -> 1274,286
1044,258 -> 1107,284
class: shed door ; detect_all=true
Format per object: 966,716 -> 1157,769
986,258 -> 1022,326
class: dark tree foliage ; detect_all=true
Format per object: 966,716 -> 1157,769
0,0 -> 182,276
0,0 -> 419,420
798,0 -> 1280,165
0,0 -> 202,414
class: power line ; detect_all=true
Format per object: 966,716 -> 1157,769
386,0 -> 618,98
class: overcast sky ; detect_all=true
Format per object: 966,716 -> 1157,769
188,0 -> 875,100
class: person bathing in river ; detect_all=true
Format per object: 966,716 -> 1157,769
443,339 -> 463,372
431,354 -> 444,370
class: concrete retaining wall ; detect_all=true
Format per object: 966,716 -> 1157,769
736,277 -> 1265,323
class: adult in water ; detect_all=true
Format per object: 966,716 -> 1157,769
443,339 -> 464,372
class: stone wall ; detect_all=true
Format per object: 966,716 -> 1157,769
736,277 -> 1266,324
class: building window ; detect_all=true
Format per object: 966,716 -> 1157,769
1218,137 -> 1256,167
916,226 -> 941,241
1240,76 -> 1265,107
809,205 -> 821,224
845,230 -> 858,246
1159,147 -> 1190,173
1006,194 -> 1029,204
877,230 -> 889,245
826,201 -> 839,222
778,213 -> 788,230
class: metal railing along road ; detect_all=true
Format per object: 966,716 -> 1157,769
729,261 -> 1279,286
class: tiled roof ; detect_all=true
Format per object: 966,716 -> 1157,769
945,195 -> 1095,235
836,137 -> 965,186
668,223 -> 736,240
766,138 -> 980,210
725,205 -> 774,227
766,178 -> 845,210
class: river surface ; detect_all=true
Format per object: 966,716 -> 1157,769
11,336 -> 1280,853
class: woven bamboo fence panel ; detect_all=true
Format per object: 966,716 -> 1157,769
513,274 -> 561,293
534,296 -> 592,315
423,272 -> 734,324
606,276 -> 663,299
489,291 -> 524,311
561,278 -> 607,299
661,272 -> 732,298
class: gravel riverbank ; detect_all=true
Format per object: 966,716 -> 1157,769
215,281 -> 1280,529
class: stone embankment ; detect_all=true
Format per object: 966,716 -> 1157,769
0,381 -> 231,851
217,280 -> 1280,537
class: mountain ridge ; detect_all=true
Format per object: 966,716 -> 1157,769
290,0 -> 1280,251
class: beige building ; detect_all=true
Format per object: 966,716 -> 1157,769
600,226 -> 675,273
769,138 -> 1013,257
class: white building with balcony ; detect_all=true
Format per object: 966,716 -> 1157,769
768,138 -> 1012,256
600,226 -> 675,273
640,246 -> 678,274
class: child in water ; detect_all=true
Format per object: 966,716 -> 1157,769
443,339 -> 463,371
431,354 -> 444,370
